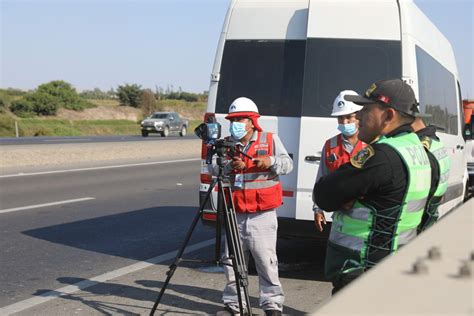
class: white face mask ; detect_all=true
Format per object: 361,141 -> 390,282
337,123 -> 358,136
230,121 -> 247,139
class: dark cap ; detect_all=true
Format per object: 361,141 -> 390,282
344,79 -> 419,116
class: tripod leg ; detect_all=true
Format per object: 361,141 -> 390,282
219,182 -> 253,315
149,179 -> 217,316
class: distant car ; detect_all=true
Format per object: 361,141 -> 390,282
140,112 -> 189,137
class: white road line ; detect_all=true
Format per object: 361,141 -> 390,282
0,238 -> 215,315
0,158 -> 201,178
43,139 -> 91,142
0,197 -> 96,214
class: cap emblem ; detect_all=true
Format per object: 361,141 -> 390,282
365,83 -> 377,97
337,101 -> 345,108
377,94 -> 390,104
230,105 -> 236,111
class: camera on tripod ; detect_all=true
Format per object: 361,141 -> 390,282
194,118 -> 237,165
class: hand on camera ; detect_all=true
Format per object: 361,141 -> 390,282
253,156 -> 272,169
231,157 -> 246,170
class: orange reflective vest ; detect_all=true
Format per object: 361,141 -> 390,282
229,132 -> 283,213
324,134 -> 366,172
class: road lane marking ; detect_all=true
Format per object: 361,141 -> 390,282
0,238 -> 215,315
0,197 -> 96,214
43,139 -> 91,142
0,158 -> 201,178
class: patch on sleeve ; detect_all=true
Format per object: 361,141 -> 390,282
420,136 -> 432,150
350,145 -> 375,168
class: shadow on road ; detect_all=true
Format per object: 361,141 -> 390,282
33,277 -> 306,315
23,206 -> 215,261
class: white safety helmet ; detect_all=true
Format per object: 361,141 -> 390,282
227,97 -> 259,115
225,97 -> 263,131
331,90 -> 363,117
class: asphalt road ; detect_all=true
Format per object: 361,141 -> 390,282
0,159 -> 331,314
0,159 -> 214,308
0,134 -> 196,146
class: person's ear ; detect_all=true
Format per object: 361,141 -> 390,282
384,108 -> 396,123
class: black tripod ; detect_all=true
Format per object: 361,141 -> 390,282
149,153 -> 252,315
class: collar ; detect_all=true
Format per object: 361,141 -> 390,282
385,124 -> 413,138
415,126 -> 439,141
234,130 -> 258,146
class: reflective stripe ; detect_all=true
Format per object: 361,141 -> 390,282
242,179 -> 280,189
439,171 -> 450,184
345,207 -> 371,221
329,135 -> 338,149
243,172 -> 277,181
329,229 -> 365,251
259,131 -> 267,143
398,228 -> 417,245
431,147 -> 448,161
406,198 -> 427,212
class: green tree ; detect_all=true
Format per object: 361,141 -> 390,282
116,84 -> 142,107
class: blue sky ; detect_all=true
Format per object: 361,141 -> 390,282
1,0 -> 473,98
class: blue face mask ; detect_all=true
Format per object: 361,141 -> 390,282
230,121 -> 247,140
337,123 -> 358,136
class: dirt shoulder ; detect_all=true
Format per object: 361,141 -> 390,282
0,139 -> 202,170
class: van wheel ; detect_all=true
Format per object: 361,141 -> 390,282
180,126 -> 187,137
161,126 -> 169,137
141,131 -> 148,137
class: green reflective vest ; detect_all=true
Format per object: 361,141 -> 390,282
326,131 -> 431,280
418,136 -> 451,232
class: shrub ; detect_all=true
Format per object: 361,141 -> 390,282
36,80 -> 95,111
0,93 -> 11,113
25,92 -> 59,116
10,99 -> 35,117
140,89 -> 157,116
116,84 -> 142,108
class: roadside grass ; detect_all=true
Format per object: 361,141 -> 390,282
0,113 -> 202,137
88,99 -> 120,107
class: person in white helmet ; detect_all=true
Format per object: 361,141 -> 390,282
312,90 -> 367,232
214,97 -> 293,316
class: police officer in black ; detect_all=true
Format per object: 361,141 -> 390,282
313,79 -> 432,294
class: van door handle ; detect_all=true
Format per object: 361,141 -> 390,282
457,144 -> 464,150
305,155 -> 320,162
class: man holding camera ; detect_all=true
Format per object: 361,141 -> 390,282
216,97 -> 293,316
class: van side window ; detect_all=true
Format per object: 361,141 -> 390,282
216,40 -> 305,117
416,46 -> 458,135
301,38 -> 402,117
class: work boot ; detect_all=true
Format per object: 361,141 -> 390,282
264,310 -> 282,316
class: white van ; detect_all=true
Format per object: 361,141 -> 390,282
199,0 -> 468,238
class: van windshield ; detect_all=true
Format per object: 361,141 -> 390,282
301,38 -> 402,117
216,40 -> 305,117
216,39 -> 401,118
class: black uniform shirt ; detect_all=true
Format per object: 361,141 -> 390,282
313,124 -> 414,212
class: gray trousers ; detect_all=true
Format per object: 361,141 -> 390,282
222,210 -> 284,312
